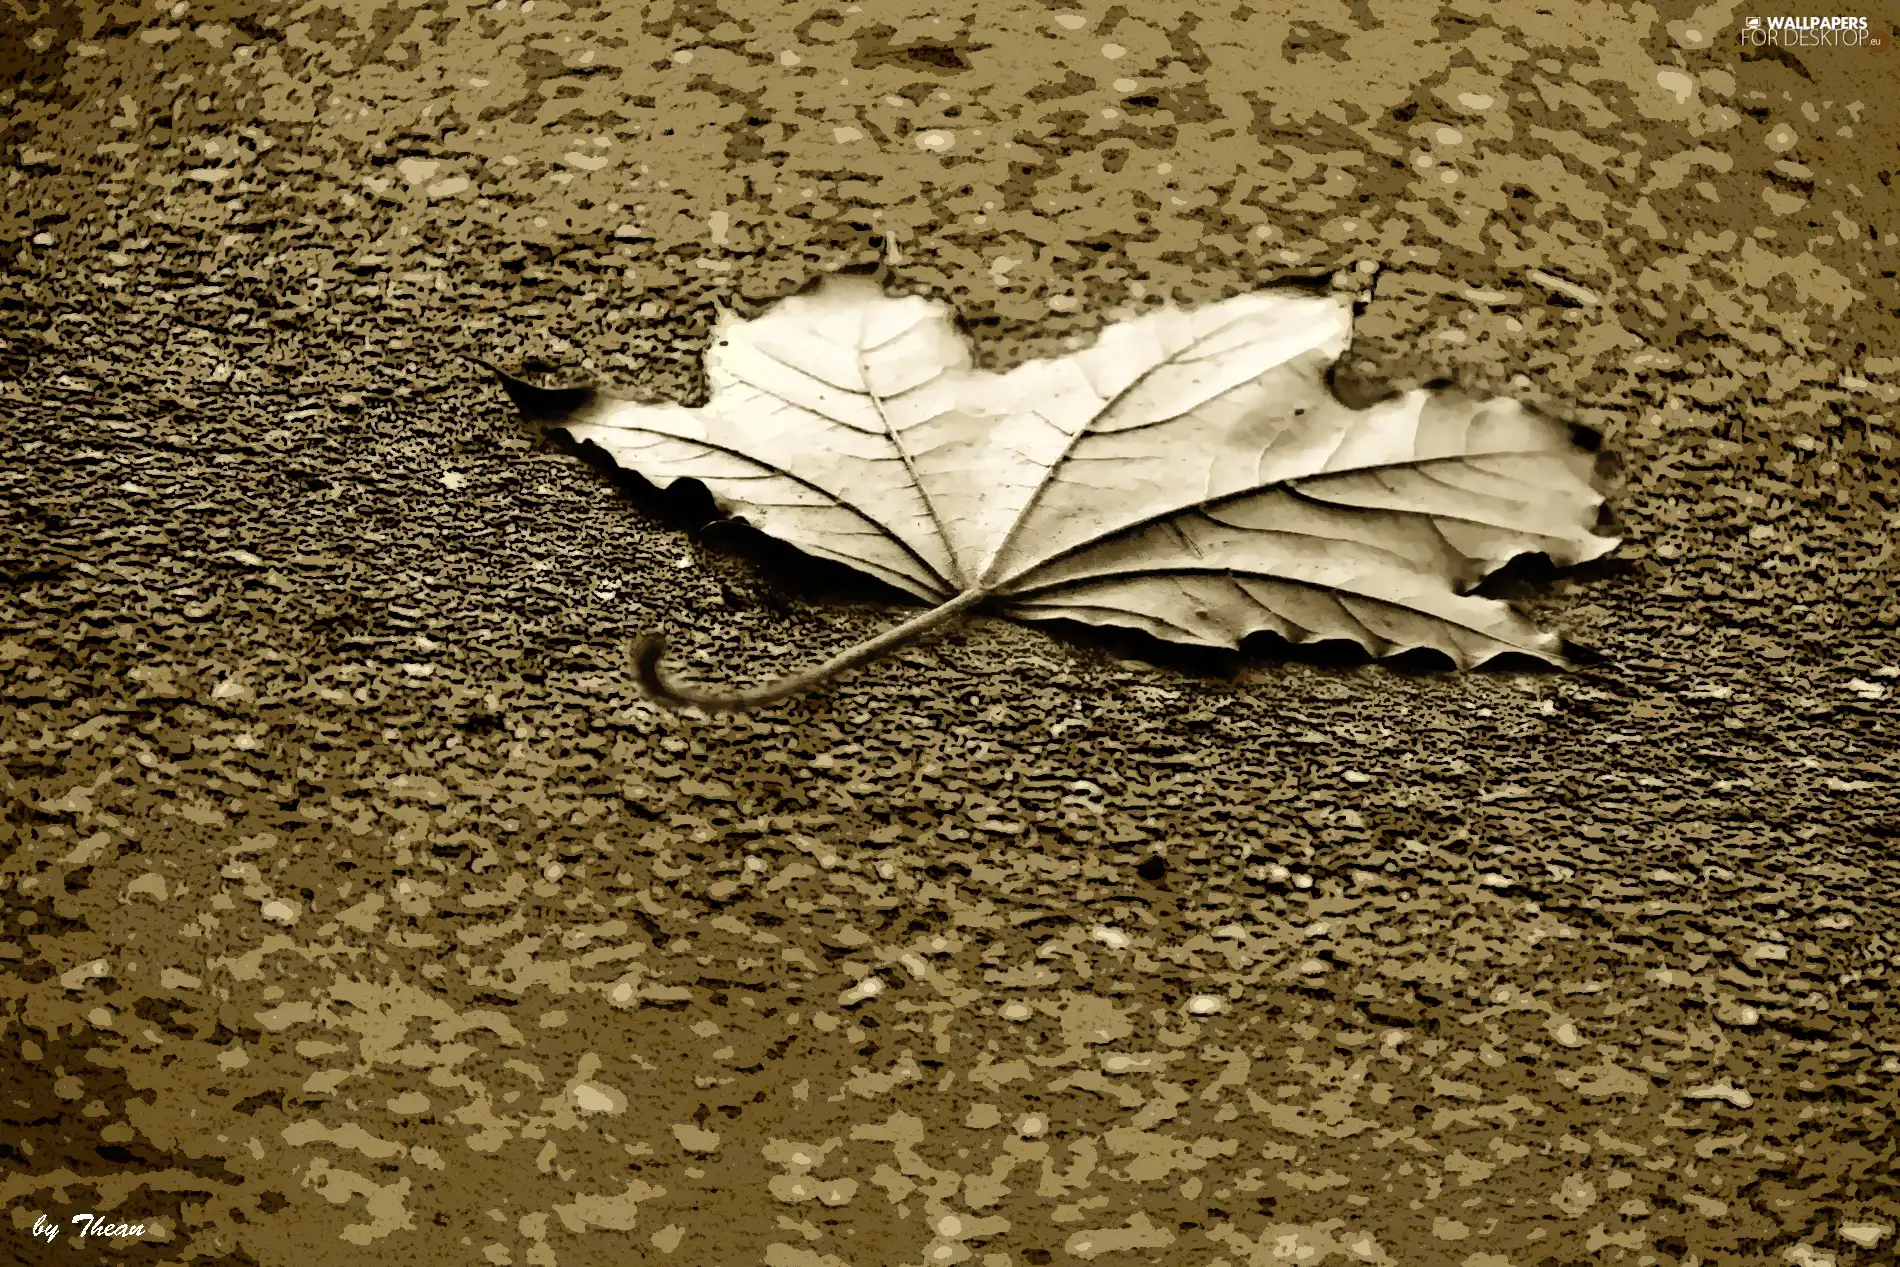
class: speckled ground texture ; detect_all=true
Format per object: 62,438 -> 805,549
2,2 -> 1898,1266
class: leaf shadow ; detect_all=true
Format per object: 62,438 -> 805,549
1469,549 -> 1635,602
1026,615 -> 1586,682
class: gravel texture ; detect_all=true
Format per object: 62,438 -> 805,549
2,3 -> 1898,1266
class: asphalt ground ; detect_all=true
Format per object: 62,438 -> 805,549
1,3 -> 1897,1265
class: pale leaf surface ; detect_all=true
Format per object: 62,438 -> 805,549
500,276 -> 1617,667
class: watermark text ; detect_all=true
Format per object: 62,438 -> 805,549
1740,15 -> 1880,47
29,1213 -> 150,1244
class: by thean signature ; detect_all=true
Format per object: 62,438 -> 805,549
30,1213 -> 149,1243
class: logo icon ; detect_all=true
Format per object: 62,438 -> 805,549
1745,15 -> 1762,27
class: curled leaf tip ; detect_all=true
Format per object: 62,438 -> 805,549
483,361 -> 597,425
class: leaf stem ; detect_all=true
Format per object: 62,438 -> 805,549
630,588 -> 987,712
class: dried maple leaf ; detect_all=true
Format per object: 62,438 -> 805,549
487,276 -> 1617,710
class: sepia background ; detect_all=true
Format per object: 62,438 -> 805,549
1,1 -> 1897,1264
